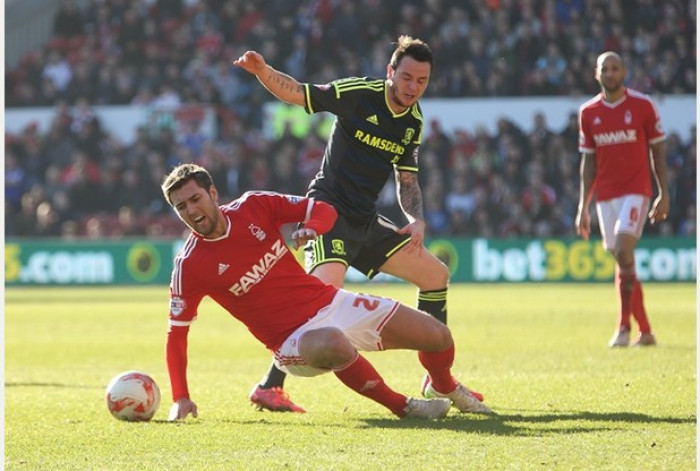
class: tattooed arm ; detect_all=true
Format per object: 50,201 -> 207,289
233,51 -> 305,106
396,170 -> 427,252
397,170 -> 425,223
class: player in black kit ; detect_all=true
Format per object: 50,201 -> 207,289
234,35 -> 484,412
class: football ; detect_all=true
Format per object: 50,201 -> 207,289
105,370 -> 161,421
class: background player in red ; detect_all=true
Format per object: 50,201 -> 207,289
162,163 -> 492,421
575,51 -> 669,348
234,36 -> 483,412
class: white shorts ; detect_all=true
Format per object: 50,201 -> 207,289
596,194 -> 650,251
273,289 -> 399,377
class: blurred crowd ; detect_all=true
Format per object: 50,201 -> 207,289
4,0 -> 697,239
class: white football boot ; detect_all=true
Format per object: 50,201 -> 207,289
423,382 -> 494,414
402,397 -> 451,419
632,332 -> 657,347
608,328 -> 630,348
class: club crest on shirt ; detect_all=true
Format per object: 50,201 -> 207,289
285,195 -> 302,204
170,297 -> 186,317
624,110 -> 632,124
249,223 -> 266,241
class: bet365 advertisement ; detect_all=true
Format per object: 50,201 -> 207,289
4,237 -> 696,286
427,237 -> 696,282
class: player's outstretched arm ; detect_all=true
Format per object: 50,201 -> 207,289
233,51 -> 306,107
168,398 -> 198,421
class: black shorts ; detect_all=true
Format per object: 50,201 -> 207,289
304,213 -> 411,279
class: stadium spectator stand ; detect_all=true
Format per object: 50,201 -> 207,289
4,0 -> 696,239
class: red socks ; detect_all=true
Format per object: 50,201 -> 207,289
615,272 -> 651,333
332,346 -> 461,416
616,270 -> 651,333
631,278 -> 651,333
616,271 -> 634,330
418,344 -> 458,394
333,353 -> 407,416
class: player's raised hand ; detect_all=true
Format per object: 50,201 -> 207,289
233,51 -> 267,76
397,219 -> 426,254
291,227 -> 318,249
168,398 -> 198,421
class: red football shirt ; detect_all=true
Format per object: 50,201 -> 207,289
167,191 -> 337,400
578,88 -> 665,201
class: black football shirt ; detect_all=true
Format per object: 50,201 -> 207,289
303,77 -> 423,223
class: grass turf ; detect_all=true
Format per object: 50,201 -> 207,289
4,283 -> 696,470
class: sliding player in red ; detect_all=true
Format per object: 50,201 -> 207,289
162,163 -> 492,420
575,51 -> 669,347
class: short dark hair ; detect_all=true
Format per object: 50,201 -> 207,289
161,163 -> 214,205
389,35 -> 433,72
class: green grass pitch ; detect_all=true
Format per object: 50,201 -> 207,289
4,283 -> 697,470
